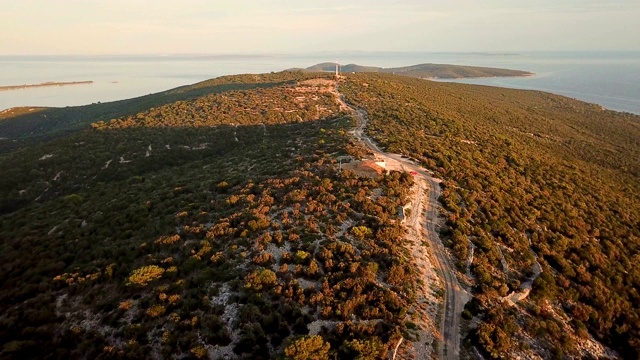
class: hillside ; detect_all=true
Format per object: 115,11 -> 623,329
0,75 -> 419,359
0,65 -> 531,154
341,74 -> 640,359
0,72 -> 326,153
1,71 -> 639,359
301,62 -> 533,79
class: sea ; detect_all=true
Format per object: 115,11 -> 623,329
1,51 -> 639,115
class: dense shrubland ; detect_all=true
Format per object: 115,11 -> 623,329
341,73 -> 640,358
0,76 -> 417,359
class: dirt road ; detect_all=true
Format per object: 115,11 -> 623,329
341,99 -> 469,360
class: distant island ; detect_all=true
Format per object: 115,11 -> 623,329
0,80 -> 94,91
293,62 -> 534,79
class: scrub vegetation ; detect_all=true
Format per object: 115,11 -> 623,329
341,73 -> 640,359
0,74 -> 417,359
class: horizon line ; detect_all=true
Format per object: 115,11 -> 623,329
1,49 -> 640,57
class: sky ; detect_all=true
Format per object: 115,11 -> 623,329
1,0 -> 639,55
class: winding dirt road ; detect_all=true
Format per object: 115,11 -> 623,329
340,97 -> 469,360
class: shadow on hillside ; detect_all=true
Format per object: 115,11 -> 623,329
0,115 -> 345,216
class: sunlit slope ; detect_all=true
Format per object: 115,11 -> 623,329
342,73 -> 640,358
0,72 -> 328,152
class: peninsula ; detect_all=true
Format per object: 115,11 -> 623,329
0,80 -> 94,91
295,62 -> 534,79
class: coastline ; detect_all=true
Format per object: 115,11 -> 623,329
0,81 -> 94,91
1,52 -> 638,114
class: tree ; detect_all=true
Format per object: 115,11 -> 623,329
342,338 -> 385,360
351,226 -> 373,240
127,265 -> 165,286
284,335 -> 330,360
244,268 -> 277,291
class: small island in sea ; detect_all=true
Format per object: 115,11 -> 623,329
0,80 -> 94,91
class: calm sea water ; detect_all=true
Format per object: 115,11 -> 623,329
1,52 -> 639,114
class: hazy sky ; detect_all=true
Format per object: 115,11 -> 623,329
2,0 -> 639,55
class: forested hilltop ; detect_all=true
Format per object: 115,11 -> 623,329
342,74 -> 640,359
0,72 -> 333,153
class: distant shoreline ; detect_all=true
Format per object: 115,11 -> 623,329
0,81 -> 94,91
426,72 -> 536,80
